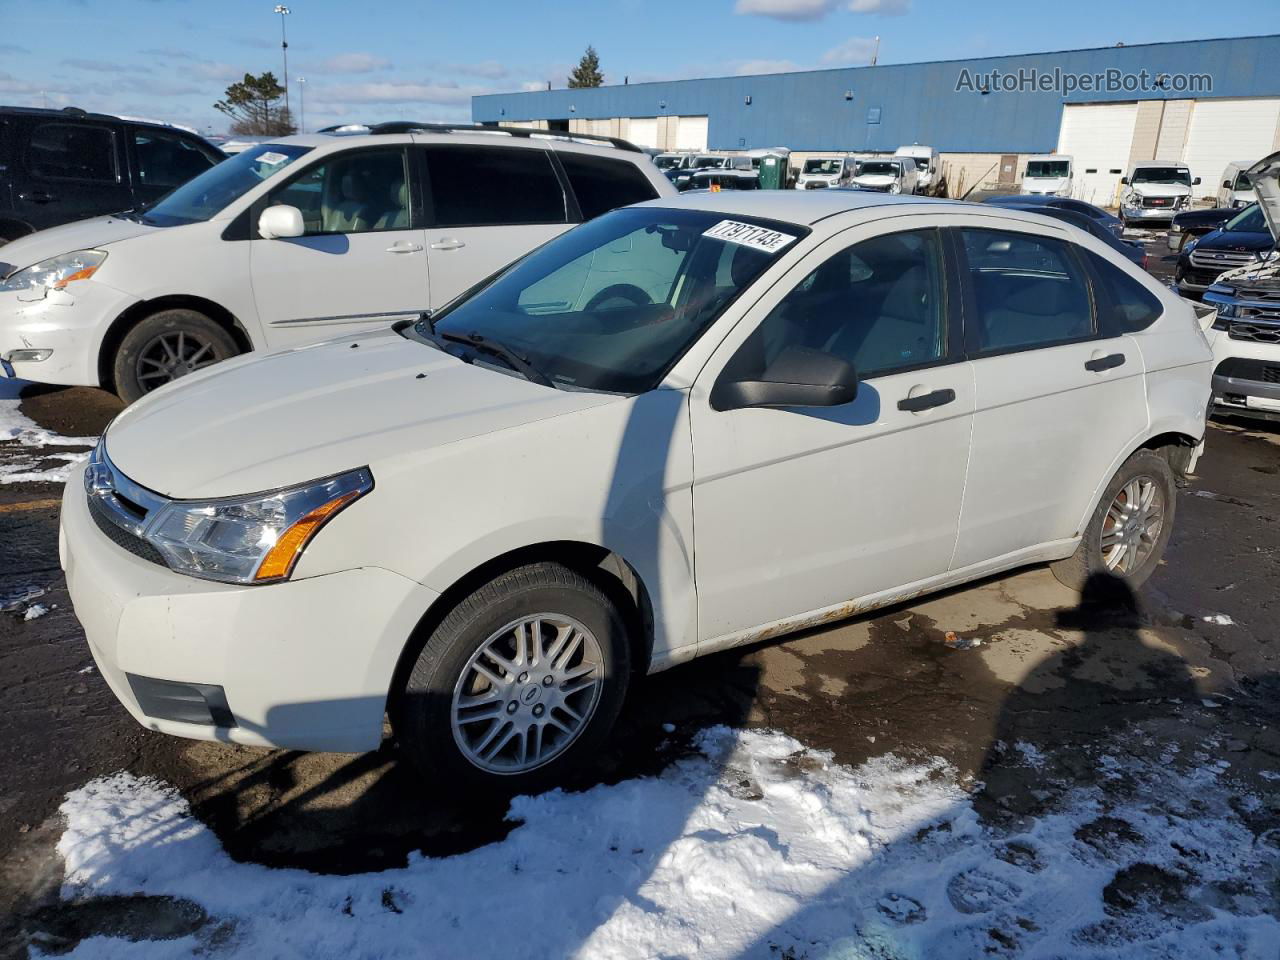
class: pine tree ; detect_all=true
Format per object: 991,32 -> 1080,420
567,46 -> 604,88
214,72 -> 296,136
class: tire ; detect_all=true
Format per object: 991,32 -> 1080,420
394,562 -> 632,794
1051,449 -> 1177,591
111,308 -> 240,404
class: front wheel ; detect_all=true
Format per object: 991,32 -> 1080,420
112,309 -> 240,404
1051,450 -> 1176,591
394,562 -> 631,794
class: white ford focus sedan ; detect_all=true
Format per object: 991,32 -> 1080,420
62,191 -> 1213,791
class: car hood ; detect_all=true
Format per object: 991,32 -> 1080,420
853,174 -> 896,185
0,215 -> 159,276
1196,229 -> 1273,252
1127,182 -> 1191,198
104,329 -> 623,500
1246,151 -> 1280,244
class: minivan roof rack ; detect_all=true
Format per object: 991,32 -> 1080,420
360,121 -> 644,153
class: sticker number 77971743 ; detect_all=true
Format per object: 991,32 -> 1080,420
702,220 -> 797,253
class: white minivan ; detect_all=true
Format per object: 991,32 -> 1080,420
1022,155 -> 1074,197
852,158 -> 918,194
0,125 -> 673,401
1217,160 -> 1258,210
63,190 -> 1212,791
893,145 -> 939,194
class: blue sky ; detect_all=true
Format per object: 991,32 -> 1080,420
0,0 -> 1271,134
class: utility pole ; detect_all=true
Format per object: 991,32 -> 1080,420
274,5 -> 291,118
870,36 -> 880,66
296,76 -> 306,132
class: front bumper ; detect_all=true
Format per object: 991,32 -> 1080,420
61,469 -> 440,752
1207,332 -> 1280,421
1122,204 -> 1184,223
0,281 -> 137,387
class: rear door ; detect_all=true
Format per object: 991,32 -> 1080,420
949,224 -> 1148,569
419,142 -> 571,307
14,118 -> 130,230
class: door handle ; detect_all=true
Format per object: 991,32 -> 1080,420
18,190 -> 54,204
429,237 -> 466,251
1084,352 -> 1125,373
386,241 -> 424,254
897,388 -> 956,412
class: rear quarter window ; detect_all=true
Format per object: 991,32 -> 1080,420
1084,250 -> 1164,333
558,151 -> 660,221
423,145 -> 566,227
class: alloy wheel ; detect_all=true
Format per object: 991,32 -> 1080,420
135,331 -> 220,393
451,614 -> 604,774
1100,475 -> 1165,575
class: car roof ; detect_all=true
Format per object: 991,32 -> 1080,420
0,103 -> 201,136
1132,159 -> 1187,168
637,190 -> 972,226
252,126 -> 652,159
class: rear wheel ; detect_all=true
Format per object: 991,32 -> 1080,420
1051,450 -> 1176,591
111,309 -> 240,404
394,562 -> 631,794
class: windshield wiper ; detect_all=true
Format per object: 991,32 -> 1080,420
439,330 -> 553,388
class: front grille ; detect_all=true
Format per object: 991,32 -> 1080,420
1214,357 -> 1280,383
1141,196 -> 1176,208
87,494 -> 167,566
1190,249 -> 1257,270
1229,322 -> 1280,345
804,181 -> 829,189
1266,366 -> 1280,384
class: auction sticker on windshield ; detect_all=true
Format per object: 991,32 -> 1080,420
258,152 -> 290,166
703,220 -> 797,253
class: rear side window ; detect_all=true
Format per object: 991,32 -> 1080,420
558,151 -> 659,221
959,228 -> 1094,353
424,145 -> 566,227
1084,250 -> 1164,332
26,122 -> 117,182
134,130 -> 216,188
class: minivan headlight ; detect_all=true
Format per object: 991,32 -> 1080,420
0,250 -> 107,292
143,468 -> 373,584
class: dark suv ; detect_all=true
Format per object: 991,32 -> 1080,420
0,105 -> 223,245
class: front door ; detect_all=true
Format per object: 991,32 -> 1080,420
13,118 -> 131,231
690,222 -> 975,646
128,126 -> 220,210
420,143 -> 572,308
949,225 -> 1149,568
249,145 -> 429,347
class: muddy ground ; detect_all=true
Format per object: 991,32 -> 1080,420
2,241 -> 1278,952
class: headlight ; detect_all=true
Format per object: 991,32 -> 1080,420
0,250 -> 107,292
87,455 -> 374,585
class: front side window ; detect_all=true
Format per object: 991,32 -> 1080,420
418,207 -> 803,393
424,145 -> 565,227
133,129 -> 217,188
960,228 -> 1093,353
268,147 -> 409,235
1085,250 -> 1163,333
1225,204 -> 1265,232
558,152 -> 659,221
26,122 -> 117,182
140,143 -> 311,226
723,229 -> 946,384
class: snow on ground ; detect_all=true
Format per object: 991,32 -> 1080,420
0,379 -> 96,484
41,726 -> 1279,959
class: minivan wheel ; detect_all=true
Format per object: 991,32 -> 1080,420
1051,450 -> 1176,591
395,562 -> 631,793
112,309 -> 240,404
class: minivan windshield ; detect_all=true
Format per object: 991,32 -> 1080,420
654,154 -> 683,170
804,158 -> 843,175
135,143 -> 312,226
1026,160 -> 1070,178
694,156 -> 725,168
860,161 -> 899,176
1225,204 -> 1266,232
414,207 -> 805,394
1132,167 -> 1191,185
1234,172 -> 1253,190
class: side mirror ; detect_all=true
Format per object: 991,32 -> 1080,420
258,204 -> 305,240
713,346 -> 858,411
1223,180 -> 1232,189
1192,177 -> 1202,185
1120,176 -> 1129,185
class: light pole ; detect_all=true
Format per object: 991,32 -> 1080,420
274,5 -> 291,121
296,76 -> 306,133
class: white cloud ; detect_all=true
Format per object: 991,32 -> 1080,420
820,36 -> 879,65
847,0 -> 909,12
734,0 -> 836,20
734,58 -> 807,75
521,81 -> 548,92
315,52 -> 392,74
319,80 -> 492,106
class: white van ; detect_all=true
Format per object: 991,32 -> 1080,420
1217,161 -> 1258,209
893,145 -> 938,194
1022,155 -> 1074,197
794,156 -> 856,190
852,157 -> 918,194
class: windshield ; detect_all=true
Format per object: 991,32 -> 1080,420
1234,172 -> 1253,191
138,143 -> 312,226
694,156 -> 724,168
417,207 -> 805,394
654,155 -> 682,170
1026,160 -> 1070,179
803,158 -> 843,175
1132,167 -> 1191,185
860,162 -> 899,176
1225,204 -> 1266,232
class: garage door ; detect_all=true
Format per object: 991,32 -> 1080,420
676,116 -> 708,152
1057,102 -> 1138,208
628,118 -> 658,148
1182,98 -> 1280,200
